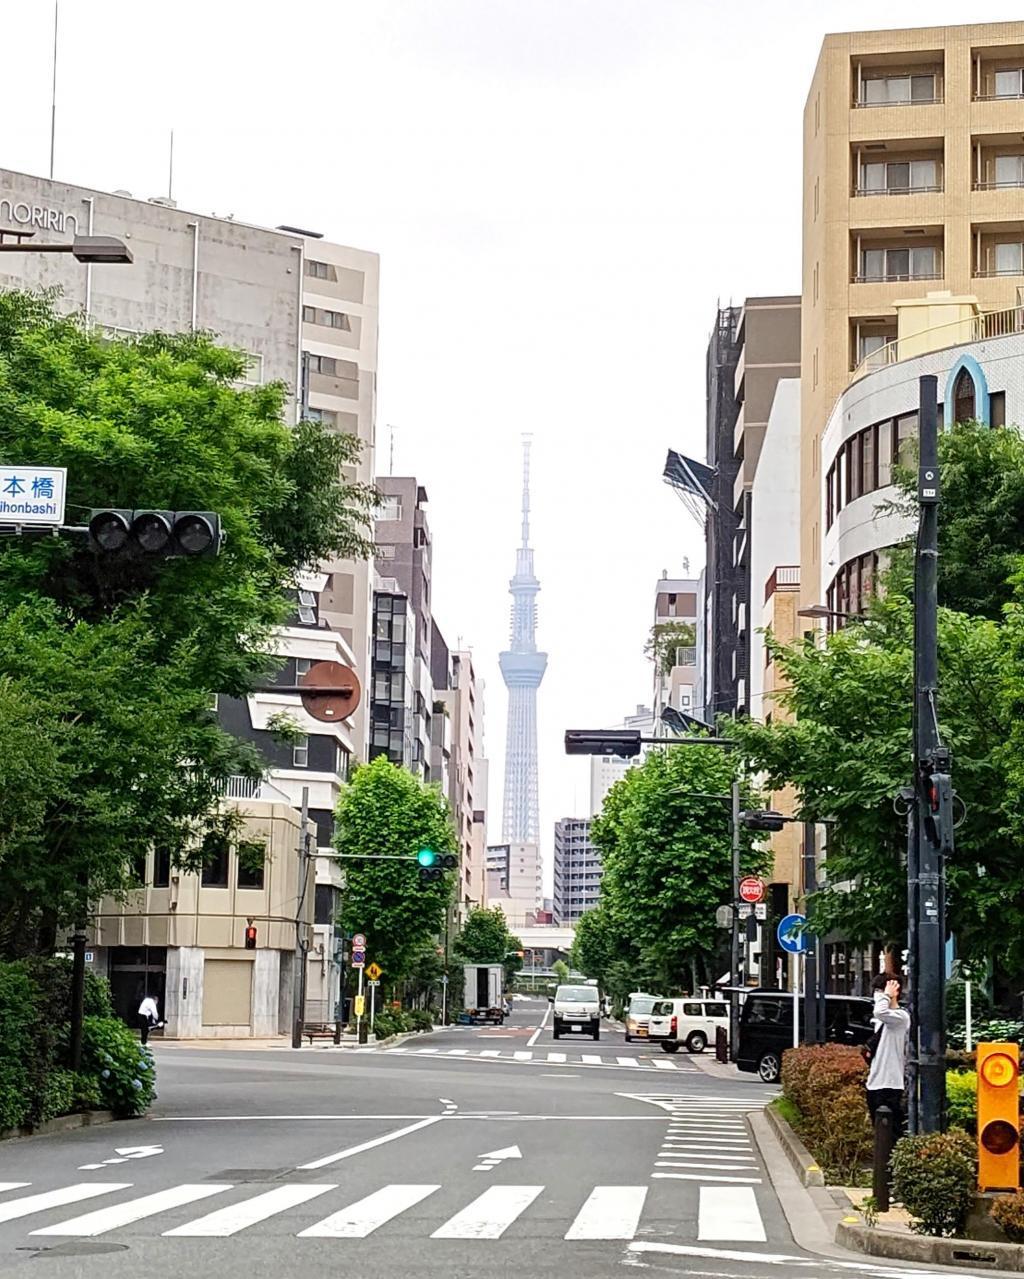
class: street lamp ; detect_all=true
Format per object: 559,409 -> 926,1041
0,228 -> 132,264
797,604 -> 868,622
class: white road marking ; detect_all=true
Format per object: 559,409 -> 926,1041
386,1048 -> 408,1054
564,1186 -> 647,1240
546,1052 -> 567,1063
298,1114 -> 444,1170
415,1048 -> 440,1055
0,1185 -> 29,1194
153,1113 -> 438,1122
32,1184 -> 231,1236
447,1050 -> 469,1056
432,1184 -> 543,1239
655,1160 -> 757,1170
526,1003 -> 551,1047
0,1184 -> 129,1224
616,1057 -> 642,1067
299,1184 -> 440,1237
651,1058 -> 680,1069
627,1240 -> 971,1277
513,1051 -> 533,1061
698,1185 -> 766,1241
165,1184 -> 336,1236
581,1054 -> 603,1065
652,1172 -> 762,1184
480,1050 -> 502,1057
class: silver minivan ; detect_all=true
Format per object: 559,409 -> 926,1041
648,997 -> 729,1053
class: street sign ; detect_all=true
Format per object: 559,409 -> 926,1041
352,951 -> 365,969
352,933 -> 367,948
738,876 -> 766,904
354,995 -> 365,1017
0,466 -> 67,526
715,904 -> 733,929
367,979 -> 380,988
777,913 -> 808,954
299,661 -> 361,722
366,962 -> 383,981
754,903 -> 767,921
737,903 -> 753,920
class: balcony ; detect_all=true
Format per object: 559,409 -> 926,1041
851,232 -> 943,285
849,302 -> 1024,381
851,145 -> 943,197
972,224 -> 1024,278
973,142 -> 1024,191
764,565 -> 800,604
850,319 -> 898,373
973,54 -> 1024,101
852,61 -> 943,108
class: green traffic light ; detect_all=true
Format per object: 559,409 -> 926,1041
416,848 -> 437,867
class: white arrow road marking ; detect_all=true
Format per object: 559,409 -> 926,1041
627,1241 -> 988,1278
473,1143 -> 522,1171
79,1145 -> 163,1170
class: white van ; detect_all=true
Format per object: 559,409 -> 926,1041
552,984 -> 601,1040
648,997 -> 729,1054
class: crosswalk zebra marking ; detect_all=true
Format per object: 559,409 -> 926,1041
656,1160 -> 757,1171
616,1057 -> 642,1067
581,1054 -> 603,1065
164,1184 -> 337,1237
546,1052 -> 567,1063
447,1050 -> 469,1056
31,1184 -> 231,1236
0,1184 -> 128,1224
298,1184 -> 440,1238
480,1050 -> 501,1057
564,1186 -> 648,1240
431,1184 -> 543,1239
0,1184 -> 29,1195
652,1172 -> 762,1184
698,1185 -> 766,1241
513,1051 -> 532,1061
651,1058 -> 679,1069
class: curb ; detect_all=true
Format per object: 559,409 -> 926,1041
1,1110 -> 116,1143
765,1101 -> 825,1187
836,1220 -> 1024,1272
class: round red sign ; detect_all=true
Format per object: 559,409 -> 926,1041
738,876 -> 766,904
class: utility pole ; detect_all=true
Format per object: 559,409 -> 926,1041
291,786 -> 312,1050
801,822 -> 819,1045
729,777 -> 741,1060
912,374 -> 948,1133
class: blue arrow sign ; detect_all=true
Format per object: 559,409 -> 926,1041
777,913 -> 808,955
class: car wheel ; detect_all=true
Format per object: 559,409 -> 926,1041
686,1031 -> 708,1054
552,1027 -> 560,1040
592,1029 -> 600,1041
757,1051 -> 781,1083
624,1033 -> 632,1043
661,1041 -> 681,1054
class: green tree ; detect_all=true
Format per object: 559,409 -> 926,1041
570,904 -> 618,985
552,959 -> 570,984
452,906 -> 523,987
591,744 -> 765,989
645,620 -> 697,675
0,292 -> 376,953
336,756 -> 457,980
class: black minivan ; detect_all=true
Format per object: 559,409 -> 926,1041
736,990 -> 874,1083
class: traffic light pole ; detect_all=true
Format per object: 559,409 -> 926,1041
291,787 -> 312,1050
729,779 -> 741,1060
912,374 -> 947,1133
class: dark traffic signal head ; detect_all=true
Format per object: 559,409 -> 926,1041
740,810 -> 786,833
564,729 -> 642,759
88,510 -> 223,559
925,769 -> 955,852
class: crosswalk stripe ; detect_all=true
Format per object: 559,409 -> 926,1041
447,1050 -> 469,1056
164,1184 -> 336,1237
415,1048 -> 439,1055
698,1185 -> 766,1241
299,1184 -> 439,1238
0,1184 -> 30,1194
651,1058 -> 678,1070
513,1051 -> 532,1061
431,1185 -> 543,1239
581,1054 -> 603,1065
480,1050 -> 501,1057
386,1048 -> 408,1054
663,1144 -> 753,1154
564,1186 -> 647,1240
652,1172 -> 761,1184
546,1052 -> 567,1063
655,1160 -> 756,1170
0,1184 -> 128,1224
616,1057 -> 642,1067
31,1184 -> 232,1236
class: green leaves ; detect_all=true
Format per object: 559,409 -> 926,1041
453,907 -> 521,967
336,756 -> 457,981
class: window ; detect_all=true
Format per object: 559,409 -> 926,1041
293,735 -> 309,768
705,1002 -> 727,1018
896,413 -> 918,466
152,844 -> 172,888
994,155 -> 1024,187
305,259 -> 331,279
993,242 -> 1024,275
953,367 -> 976,423
303,305 -> 351,330
237,856 -> 264,890
862,425 -> 876,493
861,245 -> 937,281
858,332 -> 888,364
683,1002 -> 702,1017
994,68 -> 1024,98
295,657 -> 311,678
861,158 -> 937,192
847,435 -> 862,502
378,495 -> 403,522
877,419 -> 893,486
990,390 -> 1006,427
377,544 -> 396,559
201,842 -> 229,887
862,73 -> 935,105
308,353 -> 338,376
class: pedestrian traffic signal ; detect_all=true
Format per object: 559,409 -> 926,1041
924,769 -> 955,852
244,925 -> 257,950
977,1041 -> 1020,1192
88,509 -> 223,559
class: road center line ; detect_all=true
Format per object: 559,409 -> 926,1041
526,1003 -> 551,1047
297,1114 -> 445,1170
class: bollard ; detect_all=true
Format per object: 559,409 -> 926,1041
716,1025 -> 728,1064
872,1105 -> 895,1212
358,1018 -> 369,1045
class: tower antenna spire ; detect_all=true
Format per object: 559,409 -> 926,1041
521,434 -> 532,549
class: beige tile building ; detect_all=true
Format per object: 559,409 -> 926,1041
801,20 -> 1024,608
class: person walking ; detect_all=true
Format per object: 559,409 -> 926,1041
137,993 -> 160,1045
865,972 -> 911,1135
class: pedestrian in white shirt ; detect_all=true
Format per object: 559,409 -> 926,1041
137,995 -> 160,1045
865,973 -> 910,1135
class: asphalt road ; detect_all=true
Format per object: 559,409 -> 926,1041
0,998 -> 975,1278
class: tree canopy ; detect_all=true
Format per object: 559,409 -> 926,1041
336,756 -> 458,980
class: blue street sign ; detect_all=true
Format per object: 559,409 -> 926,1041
777,913 -> 808,955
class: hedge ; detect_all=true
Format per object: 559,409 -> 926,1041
780,1043 -> 872,1183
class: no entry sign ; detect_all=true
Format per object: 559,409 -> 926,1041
738,876 -> 766,904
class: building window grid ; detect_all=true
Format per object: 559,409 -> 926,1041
825,411 -> 922,530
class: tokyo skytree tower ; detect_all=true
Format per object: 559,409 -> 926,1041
499,437 -> 547,844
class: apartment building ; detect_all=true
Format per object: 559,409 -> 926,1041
485,842 -> 542,930
552,818 -> 602,924
650,574 -> 700,728
589,705 -> 655,815
801,20 -> 1024,610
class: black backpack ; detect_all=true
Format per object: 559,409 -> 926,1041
861,1026 -> 882,1066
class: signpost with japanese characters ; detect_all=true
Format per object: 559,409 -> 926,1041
0,466 -> 67,526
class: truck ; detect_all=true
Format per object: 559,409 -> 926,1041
463,964 -> 504,1024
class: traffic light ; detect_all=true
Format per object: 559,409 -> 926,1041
924,768 -> 955,852
564,729 -> 642,758
244,924 -> 257,950
977,1042 -> 1020,1192
416,849 -> 456,885
740,810 -> 786,833
88,510 -> 223,559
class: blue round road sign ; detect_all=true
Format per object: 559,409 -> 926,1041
777,913 -> 808,954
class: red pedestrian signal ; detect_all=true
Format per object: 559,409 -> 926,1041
244,925 -> 257,950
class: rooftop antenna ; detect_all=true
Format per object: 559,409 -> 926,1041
168,129 -> 174,201
387,423 -> 397,474
520,433 -> 533,549
49,0 -> 59,179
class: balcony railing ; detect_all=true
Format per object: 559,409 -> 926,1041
852,184 -> 942,197
765,565 -> 800,603
973,179 -> 1024,190
852,271 -> 943,284
854,94 -> 942,108
850,302 -> 1024,381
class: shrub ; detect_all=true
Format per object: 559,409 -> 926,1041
890,1130 -> 976,1237
370,1009 -> 411,1040
992,1190 -> 1024,1243
0,964 -> 36,1131
408,1009 -> 435,1032
71,1072 -> 103,1112
781,1044 -> 872,1183
81,1016 -> 156,1117
946,1069 -> 978,1134
40,1069 -> 77,1121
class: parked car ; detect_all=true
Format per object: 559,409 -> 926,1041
735,990 -> 874,1082
649,997 -> 730,1054
623,993 -> 660,1043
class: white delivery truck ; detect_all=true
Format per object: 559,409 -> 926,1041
463,964 -> 505,1024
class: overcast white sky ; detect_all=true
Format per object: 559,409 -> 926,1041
3,1 -> 1018,890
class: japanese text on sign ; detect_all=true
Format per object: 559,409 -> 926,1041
0,467 -> 67,526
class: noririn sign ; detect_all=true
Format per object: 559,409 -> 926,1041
0,198 -> 79,237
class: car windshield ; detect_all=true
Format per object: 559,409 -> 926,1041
556,986 -> 596,1002
628,997 -> 657,1015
